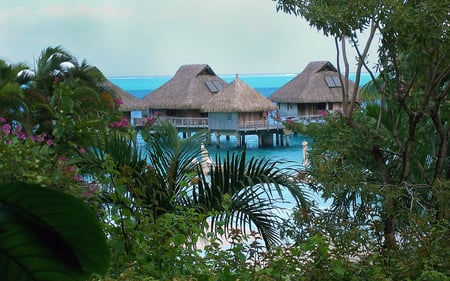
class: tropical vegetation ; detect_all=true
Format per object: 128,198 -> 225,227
1,0 -> 450,279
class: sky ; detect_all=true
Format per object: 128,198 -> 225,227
0,0 -> 376,77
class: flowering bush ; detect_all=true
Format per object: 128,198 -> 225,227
0,117 -> 98,199
109,116 -> 129,128
143,115 -> 157,127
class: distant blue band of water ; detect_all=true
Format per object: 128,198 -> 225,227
110,73 -> 372,99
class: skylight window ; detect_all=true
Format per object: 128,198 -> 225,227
205,80 -> 223,93
324,76 -> 342,88
212,80 -> 224,91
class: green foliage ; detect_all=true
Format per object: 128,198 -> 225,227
0,182 -> 110,281
273,0 -> 379,37
193,149 -> 309,246
102,207 -> 208,280
2,41 -> 449,280
2,46 -> 122,143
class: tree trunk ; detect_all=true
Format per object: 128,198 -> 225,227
372,145 -> 397,249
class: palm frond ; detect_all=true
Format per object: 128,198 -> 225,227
193,150 -> 310,246
144,121 -> 206,210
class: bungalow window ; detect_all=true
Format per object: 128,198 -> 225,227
324,76 -> 342,88
227,113 -> 232,121
317,103 -> 326,110
287,103 -> 293,110
328,102 -> 333,110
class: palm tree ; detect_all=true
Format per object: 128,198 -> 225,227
74,121 -> 310,247
191,149 -> 309,246
0,59 -> 28,122
12,46 -> 119,145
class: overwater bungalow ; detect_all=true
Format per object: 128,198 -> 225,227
201,74 -> 283,147
140,64 -> 228,130
269,61 -> 357,123
102,80 -> 147,126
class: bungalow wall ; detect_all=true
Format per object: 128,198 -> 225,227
278,102 -> 343,118
276,103 -> 299,117
208,112 -> 238,131
299,102 -> 343,116
237,112 -> 267,128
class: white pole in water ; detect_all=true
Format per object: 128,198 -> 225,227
302,141 -> 309,168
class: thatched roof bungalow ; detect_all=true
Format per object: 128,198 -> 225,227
202,74 -> 277,132
141,64 -> 228,118
269,61 -> 357,122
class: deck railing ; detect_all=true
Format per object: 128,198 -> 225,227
134,115 -> 323,128
134,116 -> 208,128
287,115 -> 325,124
134,117 -> 285,131
237,120 -> 283,131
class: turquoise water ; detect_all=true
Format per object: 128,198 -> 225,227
111,72 -> 372,209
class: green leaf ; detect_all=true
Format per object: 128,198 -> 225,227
0,182 -> 110,281
61,95 -> 74,113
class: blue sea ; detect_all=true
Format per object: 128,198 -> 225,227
109,73 -> 372,209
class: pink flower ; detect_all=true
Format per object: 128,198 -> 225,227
79,147 -> 86,154
58,155 -> 68,162
0,117 -> 6,123
73,174 -> 84,182
114,98 -> 123,105
2,124 -> 11,135
144,116 -> 156,126
17,131 -> 27,140
110,116 -> 129,128
82,184 -> 97,198
320,110 -> 328,117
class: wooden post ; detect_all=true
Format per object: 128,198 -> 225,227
215,132 -> 221,148
283,128 -> 292,147
206,131 -> 212,145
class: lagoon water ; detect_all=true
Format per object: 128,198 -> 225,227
109,73 -> 371,209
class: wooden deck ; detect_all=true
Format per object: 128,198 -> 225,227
133,116 -> 290,147
134,117 -> 284,131
237,120 -> 283,132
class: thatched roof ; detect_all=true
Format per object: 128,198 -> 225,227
201,75 -> 277,113
141,64 -> 228,110
102,80 -> 147,111
269,61 -> 357,103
